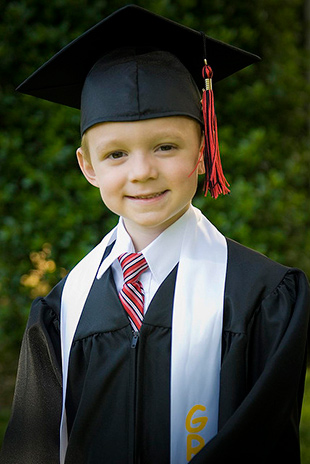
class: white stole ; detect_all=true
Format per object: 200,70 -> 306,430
170,207 -> 227,463
59,227 -> 117,463
59,206 -> 227,463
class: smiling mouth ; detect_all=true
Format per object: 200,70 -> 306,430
128,191 -> 168,200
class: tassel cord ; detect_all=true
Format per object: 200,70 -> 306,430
201,63 -> 230,198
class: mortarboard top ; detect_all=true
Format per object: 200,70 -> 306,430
16,4 -> 260,111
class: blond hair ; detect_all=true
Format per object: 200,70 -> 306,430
81,132 -> 91,163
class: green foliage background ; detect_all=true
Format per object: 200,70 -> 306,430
0,0 -> 309,456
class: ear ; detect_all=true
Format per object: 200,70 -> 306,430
76,147 -> 99,188
197,136 -> 205,175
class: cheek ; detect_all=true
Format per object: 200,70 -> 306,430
96,170 -> 126,209
98,181 -> 114,200
171,159 -> 199,187
95,174 -> 114,200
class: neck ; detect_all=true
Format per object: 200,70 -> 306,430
122,206 -> 191,251
124,225 -> 162,251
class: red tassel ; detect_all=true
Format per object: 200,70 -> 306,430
201,61 -> 230,198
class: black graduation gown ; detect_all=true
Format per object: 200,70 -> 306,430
1,238 -> 309,464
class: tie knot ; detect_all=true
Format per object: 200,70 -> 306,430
118,252 -> 148,284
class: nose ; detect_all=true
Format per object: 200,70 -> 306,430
128,152 -> 158,182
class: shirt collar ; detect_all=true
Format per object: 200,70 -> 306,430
142,207 -> 192,284
96,218 -> 133,279
97,206 -> 194,281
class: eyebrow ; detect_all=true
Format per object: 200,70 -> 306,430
95,131 -> 186,154
95,140 -> 121,153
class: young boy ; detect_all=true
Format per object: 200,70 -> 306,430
1,5 -> 309,464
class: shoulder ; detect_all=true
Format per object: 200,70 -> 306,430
226,238 -> 289,290
27,239 -> 115,328
27,277 -> 66,327
225,237 -> 303,299
224,238 -> 310,332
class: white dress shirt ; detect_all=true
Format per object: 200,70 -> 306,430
97,208 -> 193,311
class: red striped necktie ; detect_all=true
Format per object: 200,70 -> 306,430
118,252 -> 149,331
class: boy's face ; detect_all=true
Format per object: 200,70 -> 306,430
77,116 -> 204,242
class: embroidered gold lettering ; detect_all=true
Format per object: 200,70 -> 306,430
185,405 -> 208,461
186,434 -> 205,461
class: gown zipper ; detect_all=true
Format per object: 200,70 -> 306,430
131,331 -> 139,348
130,331 -> 140,464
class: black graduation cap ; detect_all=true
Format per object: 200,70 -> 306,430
17,4 -> 260,197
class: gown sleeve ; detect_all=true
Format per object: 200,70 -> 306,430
192,252 -> 310,464
0,295 -> 63,464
